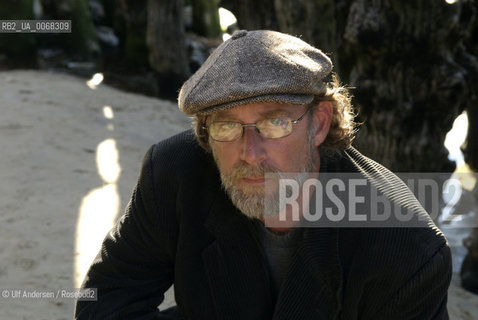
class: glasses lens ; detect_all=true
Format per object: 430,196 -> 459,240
209,121 -> 242,141
257,118 -> 293,138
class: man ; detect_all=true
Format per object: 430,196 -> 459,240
75,30 -> 452,319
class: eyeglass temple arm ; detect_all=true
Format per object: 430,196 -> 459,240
291,106 -> 313,124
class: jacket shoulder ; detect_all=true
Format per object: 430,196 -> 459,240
148,130 -> 212,175
335,146 -> 451,279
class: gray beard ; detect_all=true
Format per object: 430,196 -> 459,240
221,168 -> 315,220
212,128 -> 318,220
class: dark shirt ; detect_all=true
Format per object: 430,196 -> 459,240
253,220 -> 303,303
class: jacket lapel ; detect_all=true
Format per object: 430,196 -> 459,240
273,227 -> 343,320
202,190 -> 274,319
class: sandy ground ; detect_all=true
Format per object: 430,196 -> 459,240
0,70 -> 476,319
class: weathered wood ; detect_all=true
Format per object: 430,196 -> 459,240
191,0 -> 221,37
340,0 -> 471,172
464,104 -> 478,171
461,1 -> 478,172
274,0 -> 340,60
118,0 -> 148,67
220,0 -> 278,30
146,0 -> 190,98
41,0 -> 99,57
0,0 -> 36,63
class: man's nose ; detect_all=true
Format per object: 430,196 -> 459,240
240,126 -> 266,165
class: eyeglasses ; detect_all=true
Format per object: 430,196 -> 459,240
204,107 -> 312,142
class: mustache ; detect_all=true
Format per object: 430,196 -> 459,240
228,162 -> 280,180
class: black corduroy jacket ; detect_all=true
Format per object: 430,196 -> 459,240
75,131 -> 452,320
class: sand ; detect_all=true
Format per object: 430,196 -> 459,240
0,70 -> 476,319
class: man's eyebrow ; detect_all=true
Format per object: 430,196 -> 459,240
260,109 -> 291,118
209,113 -> 237,122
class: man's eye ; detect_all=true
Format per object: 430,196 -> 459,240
267,118 -> 287,127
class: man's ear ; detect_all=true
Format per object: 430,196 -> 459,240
312,101 -> 333,147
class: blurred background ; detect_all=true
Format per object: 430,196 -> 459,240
0,0 -> 477,319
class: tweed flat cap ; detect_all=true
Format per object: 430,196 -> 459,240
178,30 -> 333,115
